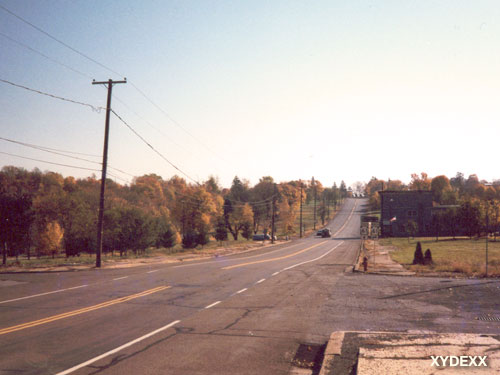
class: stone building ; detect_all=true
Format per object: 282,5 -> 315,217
379,190 -> 433,237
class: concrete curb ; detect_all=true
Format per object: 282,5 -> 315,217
319,331 -> 500,375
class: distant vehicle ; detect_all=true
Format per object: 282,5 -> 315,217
252,234 -> 277,241
316,228 -> 331,237
252,234 -> 266,241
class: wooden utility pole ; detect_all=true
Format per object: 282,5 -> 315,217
92,78 -> 126,268
271,184 -> 277,244
299,180 -> 303,238
312,176 -> 317,230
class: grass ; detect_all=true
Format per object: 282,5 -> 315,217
379,236 -> 500,277
0,237 -> 260,269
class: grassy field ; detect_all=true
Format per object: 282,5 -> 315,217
380,236 -> 500,277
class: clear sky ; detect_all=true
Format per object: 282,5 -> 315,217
1,0 -> 499,188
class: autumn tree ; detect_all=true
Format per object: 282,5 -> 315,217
431,175 -> 452,204
250,176 -> 275,234
409,173 -> 431,190
224,200 -> 253,240
38,221 -> 64,258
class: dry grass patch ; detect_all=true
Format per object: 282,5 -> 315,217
379,237 -> 500,277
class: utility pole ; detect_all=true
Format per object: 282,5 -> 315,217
299,180 -> 303,238
271,184 -> 277,244
486,205 -> 489,277
312,177 -> 317,230
92,78 -> 126,268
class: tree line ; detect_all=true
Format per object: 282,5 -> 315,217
365,172 -> 500,238
0,166 -> 348,262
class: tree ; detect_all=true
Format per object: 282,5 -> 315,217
431,175 -> 451,204
38,221 -> 64,258
412,241 -> 424,265
157,219 -> 178,249
250,176 -> 275,234
224,200 -> 253,240
214,218 -> 228,244
409,173 -> 431,190
407,220 -> 418,240
458,200 -> 481,238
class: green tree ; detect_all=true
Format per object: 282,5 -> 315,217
214,218 -> 228,244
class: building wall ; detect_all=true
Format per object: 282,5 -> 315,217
380,191 -> 433,237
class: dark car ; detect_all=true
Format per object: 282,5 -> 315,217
252,234 -> 277,241
321,228 -> 332,237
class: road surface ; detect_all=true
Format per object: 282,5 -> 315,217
1,198 -> 499,375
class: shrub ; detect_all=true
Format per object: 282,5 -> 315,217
424,249 -> 433,265
412,241 -> 424,265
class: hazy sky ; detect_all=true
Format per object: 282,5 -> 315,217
1,0 -> 499,188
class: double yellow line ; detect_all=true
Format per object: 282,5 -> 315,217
0,286 -> 169,336
222,241 -> 328,270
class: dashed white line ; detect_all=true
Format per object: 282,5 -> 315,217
205,301 -> 221,309
113,276 -> 128,281
236,288 -> 248,294
0,284 -> 88,305
256,278 -> 266,284
55,320 -> 181,375
147,270 -> 159,274
272,272 -> 280,276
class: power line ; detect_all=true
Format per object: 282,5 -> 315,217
0,4 -> 123,78
0,135 -> 100,157
0,31 -> 93,79
0,4 -> 235,175
0,78 -> 103,112
0,136 -> 134,178
0,151 -> 100,172
110,109 -> 200,185
128,81 -> 230,164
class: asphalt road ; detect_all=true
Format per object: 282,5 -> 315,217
1,198 -> 499,375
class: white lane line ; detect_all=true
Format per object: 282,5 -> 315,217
55,320 -> 180,375
236,288 -> 248,294
113,276 -> 128,281
272,272 -> 280,276
282,241 -> 344,271
0,284 -> 88,305
256,278 -> 266,284
205,301 -> 221,309
147,270 -> 159,274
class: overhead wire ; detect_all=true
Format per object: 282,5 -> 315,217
0,136 -> 135,178
0,31 -> 93,80
0,78 -> 103,112
0,4 -> 237,176
110,109 -> 200,185
0,151 -> 100,172
0,4 -> 123,78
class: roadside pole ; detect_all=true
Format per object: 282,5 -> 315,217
299,180 -> 303,238
92,78 -> 126,268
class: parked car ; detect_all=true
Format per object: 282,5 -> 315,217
316,230 -> 324,236
252,234 -> 277,241
321,228 -> 332,237
252,234 -> 266,241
